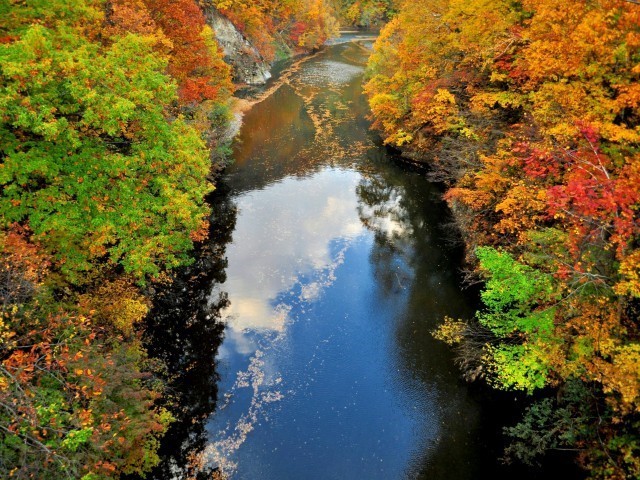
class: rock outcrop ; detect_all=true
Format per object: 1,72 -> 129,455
203,7 -> 272,85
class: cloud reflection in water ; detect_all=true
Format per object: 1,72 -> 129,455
204,168 -> 369,476
217,168 -> 365,335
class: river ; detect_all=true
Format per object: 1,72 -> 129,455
143,34 -> 578,480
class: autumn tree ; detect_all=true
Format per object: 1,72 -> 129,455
367,0 -> 640,477
0,0 -> 236,477
211,0 -> 338,59
0,0 -> 216,282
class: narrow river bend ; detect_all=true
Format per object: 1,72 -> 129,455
145,35 -> 534,480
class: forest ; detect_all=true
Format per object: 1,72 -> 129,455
365,0 -> 640,478
1,0 -> 638,479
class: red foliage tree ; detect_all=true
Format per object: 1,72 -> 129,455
143,0 -> 232,104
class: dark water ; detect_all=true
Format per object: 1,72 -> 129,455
144,34 -> 581,480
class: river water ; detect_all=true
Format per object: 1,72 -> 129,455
203,35 -> 481,479
144,35 -> 577,480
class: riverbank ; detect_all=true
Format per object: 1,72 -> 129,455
0,2 -> 344,478
363,2 -> 640,478
227,50 -> 326,140
226,30 -> 380,141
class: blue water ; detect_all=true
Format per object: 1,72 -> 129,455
201,37 -> 481,479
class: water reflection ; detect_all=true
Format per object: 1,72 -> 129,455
297,59 -> 364,86
199,36 -> 485,479
219,169 -> 363,333
203,170 -> 369,475
142,195 -> 236,479
356,155 -> 483,478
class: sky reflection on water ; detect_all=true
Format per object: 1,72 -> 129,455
202,37 -> 480,480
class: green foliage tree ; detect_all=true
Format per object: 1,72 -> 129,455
0,0 -> 237,477
473,247 -> 556,392
0,2 -> 213,283
335,0 -> 395,27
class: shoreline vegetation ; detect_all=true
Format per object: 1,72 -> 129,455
364,1 -> 640,478
0,0 -> 345,477
4,0 -> 637,479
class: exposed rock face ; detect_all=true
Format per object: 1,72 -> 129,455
203,7 -> 272,85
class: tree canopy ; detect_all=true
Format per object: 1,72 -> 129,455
366,0 -> 640,477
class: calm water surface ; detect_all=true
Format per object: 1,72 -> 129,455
198,36 -> 486,479
143,34 -> 583,480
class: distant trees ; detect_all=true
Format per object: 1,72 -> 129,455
212,0 -> 338,60
366,0 -> 640,477
333,0 -> 394,27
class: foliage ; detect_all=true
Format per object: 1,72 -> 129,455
369,0 -> 640,477
141,0 -> 233,105
334,0 -> 395,28
503,380 -> 590,466
211,0 -> 338,60
0,0 -> 239,477
477,248 -> 555,391
78,278 -> 149,338
0,4 -> 215,283
0,0 -> 342,475
0,231 -> 172,479
0,310 -> 173,479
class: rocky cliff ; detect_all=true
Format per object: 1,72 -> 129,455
203,7 -> 272,85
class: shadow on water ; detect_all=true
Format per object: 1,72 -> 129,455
359,153 -> 583,480
141,191 -> 237,479
354,151 -> 481,479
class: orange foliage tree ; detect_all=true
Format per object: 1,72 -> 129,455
142,0 -> 233,104
366,0 -> 640,477
212,0 -> 338,60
